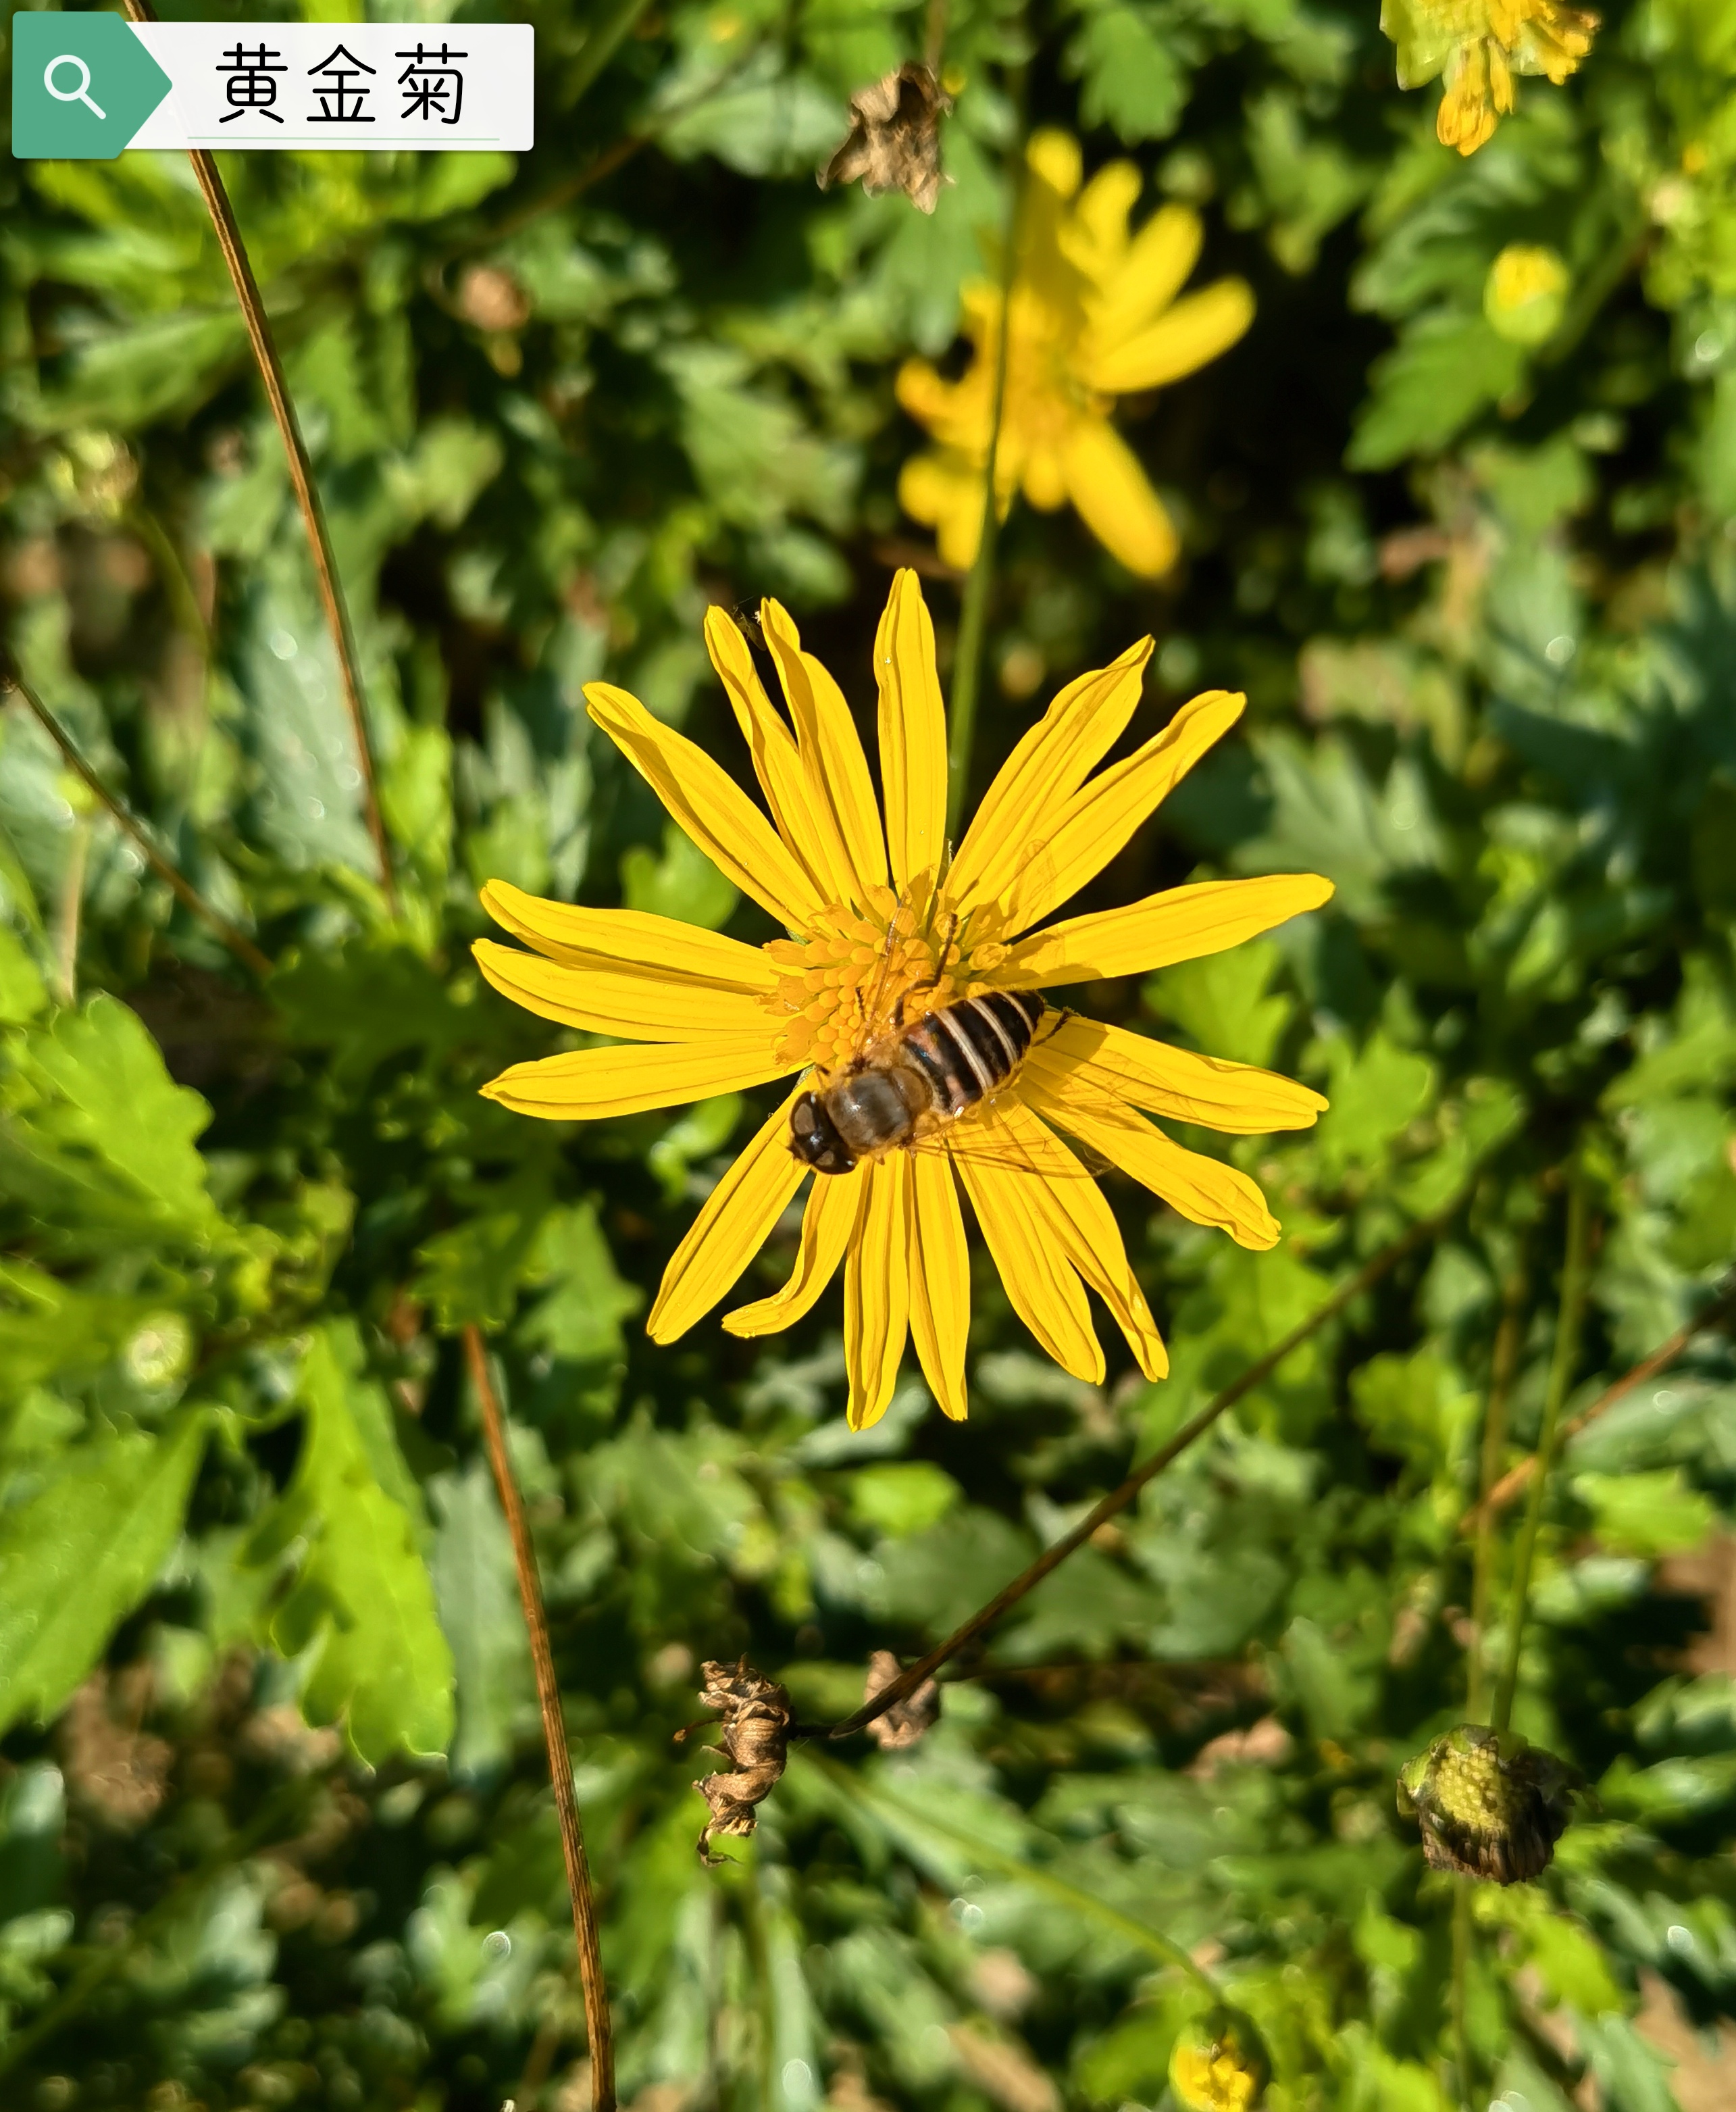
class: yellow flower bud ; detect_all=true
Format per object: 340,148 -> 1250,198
1485,245 -> 1571,345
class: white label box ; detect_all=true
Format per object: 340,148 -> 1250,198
126,22 -> 533,151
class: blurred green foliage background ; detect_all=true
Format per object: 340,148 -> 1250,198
5,0 -> 1736,2107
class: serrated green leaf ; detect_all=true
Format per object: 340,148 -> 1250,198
0,1412 -> 206,1734
249,1323 -> 453,1762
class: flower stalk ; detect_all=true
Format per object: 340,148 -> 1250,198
1466,1265 -> 1526,1721
1491,1161 -> 1593,1735
463,1328 -> 615,2111
120,0 -> 397,919
945,62 -> 1025,838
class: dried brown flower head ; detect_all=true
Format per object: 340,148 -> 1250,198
457,262 -> 532,335
692,1657 -> 793,1865
863,1649 -> 940,1750
819,64 -> 952,215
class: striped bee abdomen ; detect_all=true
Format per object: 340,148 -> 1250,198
903,989 -> 1044,1115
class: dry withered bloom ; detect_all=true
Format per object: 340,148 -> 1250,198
692,1658 -> 793,1865
819,64 -> 952,214
863,1649 -> 940,1750
1397,1723 -> 1578,1883
59,1669 -> 172,1830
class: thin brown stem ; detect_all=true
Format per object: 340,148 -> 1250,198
1492,1162 -> 1593,1735
3,670 -> 274,981
1466,1265 -> 1526,1721
121,0 -> 397,918
817,1184 -> 1475,1741
463,1326 -> 615,2112
1468,1272 -> 1736,1529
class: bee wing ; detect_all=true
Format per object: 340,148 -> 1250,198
907,1104 -> 1106,1182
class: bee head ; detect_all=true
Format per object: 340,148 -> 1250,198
789,1090 -> 855,1175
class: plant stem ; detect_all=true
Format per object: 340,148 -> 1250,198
944,64 -> 1026,838
3,670 -> 274,981
1470,1269 -> 1736,1526
463,1326 -> 615,2112
819,1182 -> 1477,1740
120,0 -> 397,919
1466,1265 -> 1526,1722
1452,1880 -> 1473,2108
1491,1162 -> 1593,1736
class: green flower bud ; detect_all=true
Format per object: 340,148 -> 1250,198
1397,1724 -> 1577,1884
1168,2005 -> 1271,2112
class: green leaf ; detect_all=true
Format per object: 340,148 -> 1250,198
1314,1030 -> 1435,1183
1065,2 -> 1191,144
249,1322 -> 453,1762
1146,938 -> 1293,1067
847,1461 -> 961,1539
1,995 -> 222,1247
430,1458 -> 534,1780
1347,313 -> 1527,470
414,1170 -> 554,1334
616,819 -> 739,929
0,1412 -> 206,1734
0,928 -> 47,1024
1573,1469 -> 1716,1557
517,1200 -> 642,1364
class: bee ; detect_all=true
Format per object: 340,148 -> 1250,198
788,917 -> 1047,1175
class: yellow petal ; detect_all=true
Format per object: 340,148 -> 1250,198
996,688 -> 1246,936
899,451 -> 995,570
584,681 -> 821,928
703,606 -> 853,907
949,638 -> 1152,917
1063,161 -> 1142,284
481,1036 -> 796,1121
999,873 -> 1335,988
1029,1014 -> 1327,1134
1027,127 -> 1083,199
1027,1085 -> 1280,1250
648,1084 -> 809,1341
1088,279 -> 1256,395
952,1129 -> 1104,1384
759,599 -> 890,900
909,1149 -> 969,1419
845,1155 -> 911,1430
1088,203 -> 1203,349
873,570 -> 949,893
474,939 -> 773,1042
992,1102 -> 1168,1380
724,1163 -> 862,1337
480,878 -> 779,992
1062,420 -> 1179,578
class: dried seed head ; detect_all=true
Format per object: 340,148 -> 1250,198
692,1658 -> 793,1865
1168,2005 -> 1271,2112
818,64 -> 953,215
863,1649 -> 940,1750
1396,1723 -> 1577,1884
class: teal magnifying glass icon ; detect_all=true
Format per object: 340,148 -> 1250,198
43,53 -> 107,120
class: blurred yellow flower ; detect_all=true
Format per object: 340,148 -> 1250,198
1382,0 -> 1598,155
475,572 -> 1330,1431
1484,243 -> 1571,342
896,130 -> 1254,579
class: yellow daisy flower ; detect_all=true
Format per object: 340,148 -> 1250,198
896,130 -> 1254,580
474,572 -> 1331,1431
1381,0 -> 1598,156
